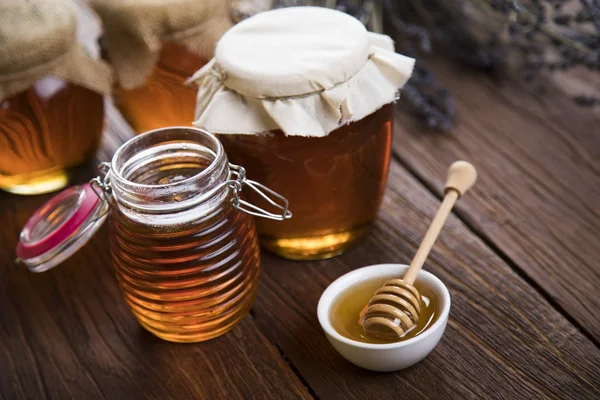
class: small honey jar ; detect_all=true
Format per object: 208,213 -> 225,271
190,7 -> 414,260
16,127 -> 291,343
0,0 -> 111,195
91,0 -> 233,134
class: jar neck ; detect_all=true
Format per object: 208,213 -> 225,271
109,127 -> 230,221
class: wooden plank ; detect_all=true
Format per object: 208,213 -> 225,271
250,161 -> 600,400
0,196 -> 313,400
390,59 -> 600,342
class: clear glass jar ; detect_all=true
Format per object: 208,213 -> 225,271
108,127 -> 262,342
109,42 -> 206,134
220,104 -> 393,260
0,76 -> 104,195
17,127 -> 290,343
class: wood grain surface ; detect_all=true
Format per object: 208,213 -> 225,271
251,162 -> 600,400
392,59 -> 600,343
2,95 -> 599,398
0,197 -> 312,400
1,4 -> 599,398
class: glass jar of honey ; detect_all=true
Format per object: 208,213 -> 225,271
91,0 -> 233,134
0,0 -> 111,195
219,104 -> 393,259
16,127 -> 291,343
190,7 -> 414,259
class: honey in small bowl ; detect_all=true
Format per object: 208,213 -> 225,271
329,277 -> 439,344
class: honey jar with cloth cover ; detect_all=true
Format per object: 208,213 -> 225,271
0,0 -> 111,195
189,7 -> 415,259
92,0 -> 233,134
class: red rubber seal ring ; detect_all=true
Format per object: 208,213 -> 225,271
16,184 -> 100,260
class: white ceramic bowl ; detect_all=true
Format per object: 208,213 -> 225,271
317,264 -> 451,372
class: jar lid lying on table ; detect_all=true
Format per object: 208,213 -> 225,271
0,0 -> 112,101
91,0 -> 233,89
189,6 -> 415,137
15,184 -> 109,272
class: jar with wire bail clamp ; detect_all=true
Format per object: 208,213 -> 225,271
16,127 -> 291,343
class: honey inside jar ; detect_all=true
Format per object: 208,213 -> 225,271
0,77 -> 104,195
0,0 -> 110,195
108,131 -> 260,343
219,104 -> 393,260
330,277 -> 439,344
111,42 -> 206,134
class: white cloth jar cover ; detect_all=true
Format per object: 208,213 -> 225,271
189,6 -> 415,137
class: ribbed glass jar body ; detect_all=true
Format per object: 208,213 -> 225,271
108,127 -> 260,342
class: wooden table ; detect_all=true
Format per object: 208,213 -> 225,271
2,49 -> 600,400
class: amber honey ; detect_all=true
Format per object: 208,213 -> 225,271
330,277 -> 439,344
109,154 -> 260,343
0,77 -> 104,195
220,104 -> 393,260
111,42 -> 206,134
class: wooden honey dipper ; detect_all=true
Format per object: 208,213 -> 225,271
360,161 -> 477,339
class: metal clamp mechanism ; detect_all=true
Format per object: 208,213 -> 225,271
89,162 -> 112,220
88,162 -> 292,221
227,164 -> 292,221
90,162 -> 112,197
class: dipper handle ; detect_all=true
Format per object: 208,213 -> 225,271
403,161 -> 477,284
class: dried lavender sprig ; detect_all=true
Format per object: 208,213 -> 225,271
574,95 -> 600,106
489,0 -> 520,13
403,0 -> 598,107
401,63 -> 455,131
578,0 -> 600,32
390,0 -> 502,68
336,0 -> 375,25
554,10 -> 598,26
272,0 -> 456,129
382,0 -> 432,52
381,0 -> 458,129
459,0 -> 600,106
402,84 -> 454,131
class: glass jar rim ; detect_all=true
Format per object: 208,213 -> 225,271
110,126 -> 225,190
108,126 -> 231,216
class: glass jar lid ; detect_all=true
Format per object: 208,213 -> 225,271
16,184 -> 109,272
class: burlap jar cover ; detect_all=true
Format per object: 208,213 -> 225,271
91,0 -> 233,90
0,0 -> 112,101
189,7 -> 415,137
